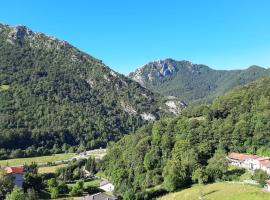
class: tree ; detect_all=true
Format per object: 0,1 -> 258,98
50,187 -> 59,199
163,139 -> 198,192
26,188 -> 38,200
163,160 -> 188,192
5,187 -> 26,200
0,169 -> 14,199
47,178 -> 59,198
23,163 -> 38,174
123,189 -> 136,200
47,178 -> 58,190
85,156 -> 97,176
192,168 -> 208,184
206,149 -> 228,181
23,173 -> 43,192
252,169 -> 269,187
69,180 -> 84,196
58,181 -> 69,194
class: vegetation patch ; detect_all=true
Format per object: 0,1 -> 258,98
0,85 -> 9,91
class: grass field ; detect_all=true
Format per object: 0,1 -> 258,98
158,182 -> 270,200
38,164 -> 68,174
0,153 -> 75,167
67,179 -> 101,188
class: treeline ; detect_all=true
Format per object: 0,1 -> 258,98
104,77 -> 270,198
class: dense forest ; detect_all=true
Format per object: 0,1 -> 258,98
129,59 -> 270,104
104,77 -> 270,198
0,24 -> 182,159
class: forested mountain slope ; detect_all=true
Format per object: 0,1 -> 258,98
104,77 -> 270,198
129,59 -> 270,104
0,24 -> 183,158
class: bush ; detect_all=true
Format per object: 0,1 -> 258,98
50,187 -> 59,199
5,187 -> 26,200
69,180 -> 84,196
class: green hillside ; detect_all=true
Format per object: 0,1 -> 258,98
104,77 -> 270,198
158,182 -> 270,200
129,59 -> 270,104
0,24 -> 182,159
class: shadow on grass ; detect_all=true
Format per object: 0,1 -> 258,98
203,189 -> 219,197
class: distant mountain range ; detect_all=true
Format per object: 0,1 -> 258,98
0,24 -> 184,154
129,59 -> 270,104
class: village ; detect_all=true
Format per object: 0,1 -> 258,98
0,149 -> 117,200
227,152 -> 270,192
2,150 -> 270,199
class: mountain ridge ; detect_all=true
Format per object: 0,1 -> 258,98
129,58 -> 270,103
0,23 -> 184,157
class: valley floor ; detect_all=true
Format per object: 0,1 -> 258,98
158,182 -> 270,200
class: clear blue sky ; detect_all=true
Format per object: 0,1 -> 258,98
1,0 -> 270,74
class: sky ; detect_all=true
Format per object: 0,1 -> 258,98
0,0 -> 270,74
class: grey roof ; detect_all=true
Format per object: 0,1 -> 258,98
76,193 -> 117,200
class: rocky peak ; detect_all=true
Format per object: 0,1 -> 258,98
9,25 -> 33,41
0,23 -> 71,49
129,59 -> 196,85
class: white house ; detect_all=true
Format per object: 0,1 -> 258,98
99,180 -> 115,192
227,152 -> 258,168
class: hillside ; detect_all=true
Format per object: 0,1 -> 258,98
0,24 -> 184,158
158,182 -> 270,200
129,59 -> 270,104
104,77 -> 270,198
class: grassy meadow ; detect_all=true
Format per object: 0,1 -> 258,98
158,182 -> 270,200
0,153 -> 75,167
38,164 -> 68,174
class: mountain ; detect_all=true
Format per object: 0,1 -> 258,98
104,77 -> 270,197
129,58 -> 270,104
0,24 -> 184,158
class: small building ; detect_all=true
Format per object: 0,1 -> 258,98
257,157 -> 270,169
99,180 -> 115,192
75,192 -> 117,200
5,167 -> 24,188
227,153 -> 258,169
260,160 -> 270,174
244,156 -> 262,170
265,180 -> 270,192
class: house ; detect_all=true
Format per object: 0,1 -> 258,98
257,157 -> 270,169
265,180 -> 270,192
99,180 -> 115,192
75,192 -> 117,200
244,156 -> 262,170
5,167 -> 24,188
260,160 -> 270,174
227,153 -> 258,169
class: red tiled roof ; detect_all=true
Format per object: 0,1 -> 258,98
256,157 -> 270,161
261,160 -> 270,168
227,153 -> 258,161
5,167 -> 24,174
